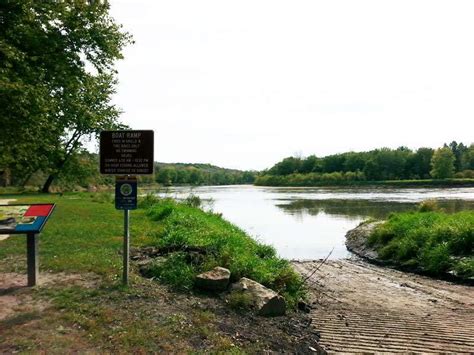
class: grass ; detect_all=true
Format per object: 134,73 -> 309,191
0,192 -> 156,278
143,198 -> 305,308
367,206 -> 474,280
0,191 -> 306,352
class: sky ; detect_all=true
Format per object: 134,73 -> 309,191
107,0 -> 474,171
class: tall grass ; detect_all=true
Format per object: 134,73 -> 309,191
144,199 -> 305,307
368,210 -> 474,279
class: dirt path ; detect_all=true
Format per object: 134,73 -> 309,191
293,258 -> 474,353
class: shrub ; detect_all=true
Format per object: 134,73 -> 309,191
418,199 -> 440,212
138,193 -> 160,208
453,258 -> 474,278
184,194 -> 202,208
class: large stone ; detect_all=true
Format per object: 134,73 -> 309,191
231,277 -> 286,316
195,266 -> 231,292
345,221 -> 384,262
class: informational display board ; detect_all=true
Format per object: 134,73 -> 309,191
115,176 -> 138,210
100,130 -> 154,175
0,204 -> 55,234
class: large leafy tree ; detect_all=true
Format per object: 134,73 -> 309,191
430,147 -> 455,179
0,0 -> 132,191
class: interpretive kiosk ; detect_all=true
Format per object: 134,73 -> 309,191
0,204 -> 56,286
100,130 -> 154,285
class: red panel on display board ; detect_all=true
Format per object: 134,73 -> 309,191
24,204 -> 54,217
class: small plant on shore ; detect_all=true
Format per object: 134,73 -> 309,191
227,291 -> 253,311
138,193 -> 161,208
184,194 -> 202,208
418,199 -> 440,212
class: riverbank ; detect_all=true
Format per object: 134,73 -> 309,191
255,175 -> 474,188
0,192 -> 319,353
345,210 -> 474,283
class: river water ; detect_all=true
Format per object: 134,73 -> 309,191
155,185 -> 474,260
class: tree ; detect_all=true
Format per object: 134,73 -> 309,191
406,148 -> 434,179
0,1 -> 132,191
300,155 -> 318,174
269,157 -> 302,175
156,167 -> 177,185
448,141 -> 468,172
430,147 -> 455,179
461,144 -> 474,170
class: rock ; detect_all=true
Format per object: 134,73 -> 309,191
195,266 -> 231,292
345,221 -> 384,261
231,277 -> 286,316
298,300 -> 311,313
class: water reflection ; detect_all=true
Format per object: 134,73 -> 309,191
276,199 -> 474,220
154,185 -> 474,260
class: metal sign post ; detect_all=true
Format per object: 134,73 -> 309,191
100,130 -> 154,287
123,209 -> 130,284
115,175 -> 137,285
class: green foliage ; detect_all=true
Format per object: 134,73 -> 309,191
154,163 -> 256,186
147,200 -> 175,221
418,200 -> 440,213
258,143 -> 473,186
431,147 -> 456,179
138,193 -> 161,209
368,210 -> 474,279
184,194 -> 202,208
143,253 -> 195,291
0,1 -> 132,191
453,258 -> 474,278
145,200 -> 305,307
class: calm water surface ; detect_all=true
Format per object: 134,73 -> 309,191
155,186 -> 474,260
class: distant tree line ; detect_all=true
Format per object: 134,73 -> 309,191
256,142 -> 474,186
0,152 -> 255,190
153,163 -> 256,186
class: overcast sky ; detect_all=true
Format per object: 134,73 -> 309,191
108,0 -> 474,171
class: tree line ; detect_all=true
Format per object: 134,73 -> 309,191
0,151 -> 255,190
153,163 -> 256,186
256,142 -> 474,186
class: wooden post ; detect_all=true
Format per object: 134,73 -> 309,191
26,233 -> 39,286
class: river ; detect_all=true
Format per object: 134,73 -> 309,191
155,185 -> 474,260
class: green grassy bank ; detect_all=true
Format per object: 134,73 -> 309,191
142,197 -> 303,306
367,206 -> 474,281
255,175 -> 474,188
